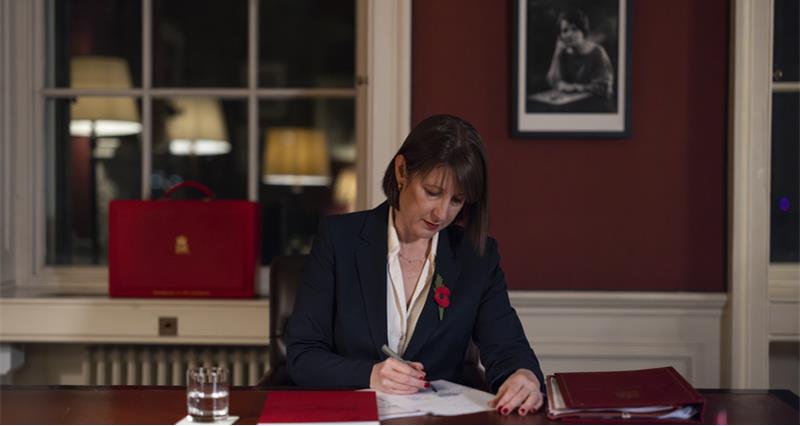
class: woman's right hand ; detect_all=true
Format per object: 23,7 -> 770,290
557,81 -> 579,92
369,358 -> 428,394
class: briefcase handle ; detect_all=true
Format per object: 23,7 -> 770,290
163,181 -> 215,200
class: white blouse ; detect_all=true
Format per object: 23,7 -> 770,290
386,207 -> 438,355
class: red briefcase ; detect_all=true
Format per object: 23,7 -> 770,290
109,181 -> 260,298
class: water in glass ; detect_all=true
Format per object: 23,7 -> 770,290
187,366 -> 229,422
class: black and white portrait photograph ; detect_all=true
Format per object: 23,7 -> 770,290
512,0 -> 631,138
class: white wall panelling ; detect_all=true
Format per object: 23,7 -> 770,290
769,265 -> 800,341
1,292 -> 725,387
512,291 -> 726,388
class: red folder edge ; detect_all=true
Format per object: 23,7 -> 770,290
258,390 -> 379,424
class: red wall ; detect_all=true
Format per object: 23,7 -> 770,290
412,0 -> 728,291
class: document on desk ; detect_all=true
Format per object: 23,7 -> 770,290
529,89 -> 591,105
373,380 -> 494,418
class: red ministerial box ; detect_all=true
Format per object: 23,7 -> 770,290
109,183 -> 260,298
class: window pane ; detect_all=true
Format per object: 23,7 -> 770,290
153,0 -> 248,87
259,98 -> 355,263
770,92 -> 800,262
258,0 -> 355,87
151,98 -> 248,199
773,0 -> 799,82
46,98 -> 143,265
48,0 -> 142,88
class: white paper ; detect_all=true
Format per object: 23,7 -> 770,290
658,406 -> 698,420
374,380 -> 494,417
528,89 -> 592,105
375,397 -> 427,420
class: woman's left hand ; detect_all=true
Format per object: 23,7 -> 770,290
488,369 -> 543,416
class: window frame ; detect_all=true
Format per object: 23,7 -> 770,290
728,0 -> 800,389
0,0 -> 412,292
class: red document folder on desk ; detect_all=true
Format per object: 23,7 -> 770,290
258,391 -> 379,424
546,367 -> 705,423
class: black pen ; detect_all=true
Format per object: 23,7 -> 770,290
380,344 -> 438,392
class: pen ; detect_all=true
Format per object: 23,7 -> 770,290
381,344 -> 437,392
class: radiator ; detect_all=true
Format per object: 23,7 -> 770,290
83,345 -> 269,386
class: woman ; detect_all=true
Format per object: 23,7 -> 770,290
286,115 -> 544,416
546,9 -> 614,99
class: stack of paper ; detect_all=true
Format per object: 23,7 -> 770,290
371,380 -> 494,420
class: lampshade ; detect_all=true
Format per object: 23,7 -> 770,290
333,167 -> 357,212
166,97 -> 231,156
262,128 -> 331,186
69,56 -> 141,137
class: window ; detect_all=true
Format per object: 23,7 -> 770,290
769,0 -> 799,263
43,0 -> 359,266
766,0 -> 799,396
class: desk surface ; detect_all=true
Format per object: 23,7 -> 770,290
1,386 -> 798,424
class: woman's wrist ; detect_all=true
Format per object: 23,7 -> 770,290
512,368 -> 540,388
514,368 -> 536,378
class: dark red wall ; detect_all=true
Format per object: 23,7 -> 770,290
412,0 -> 728,291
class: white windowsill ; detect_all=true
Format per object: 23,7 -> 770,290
0,285 -> 270,345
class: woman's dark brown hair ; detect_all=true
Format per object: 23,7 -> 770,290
559,9 -> 590,35
382,114 -> 489,255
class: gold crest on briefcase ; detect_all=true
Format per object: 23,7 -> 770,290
175,234 -> 190,255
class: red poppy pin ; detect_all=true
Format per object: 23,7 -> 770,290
433,273 -> 450,320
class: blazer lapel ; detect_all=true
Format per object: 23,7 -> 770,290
355,202 -> 389,358
402,226 -> 462,361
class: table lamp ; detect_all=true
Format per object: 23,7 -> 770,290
68,55 -> 140,263
261,128 -> 331,188
69,56 -> 141,138
166,97 -> 230,156
333,167 -> 357,212
262,127 -> 331,254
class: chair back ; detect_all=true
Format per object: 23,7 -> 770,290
258,254 -> 306,387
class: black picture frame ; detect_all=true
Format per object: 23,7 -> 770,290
512,0 -> 632,138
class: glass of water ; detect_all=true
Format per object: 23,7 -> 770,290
187,366 -> 229,422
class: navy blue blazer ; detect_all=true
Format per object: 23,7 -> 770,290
286,202 -> 544,393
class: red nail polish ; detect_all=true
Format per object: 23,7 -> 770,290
496,406 -> 503,413
424,382 -> 430,388
502,408 -> 509,415
520,408 -> 527,415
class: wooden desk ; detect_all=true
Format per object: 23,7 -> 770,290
1,386 -> 798,424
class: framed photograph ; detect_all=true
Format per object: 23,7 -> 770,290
512,0 -> 631,138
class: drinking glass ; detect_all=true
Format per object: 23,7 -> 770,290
186,366 -> 229,422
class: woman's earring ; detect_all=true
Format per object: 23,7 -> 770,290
398,183 -> 403,191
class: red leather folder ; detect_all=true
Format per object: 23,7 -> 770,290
109,181 -> 260,298
258,391 -> 379,424
546,367 -> 705,423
